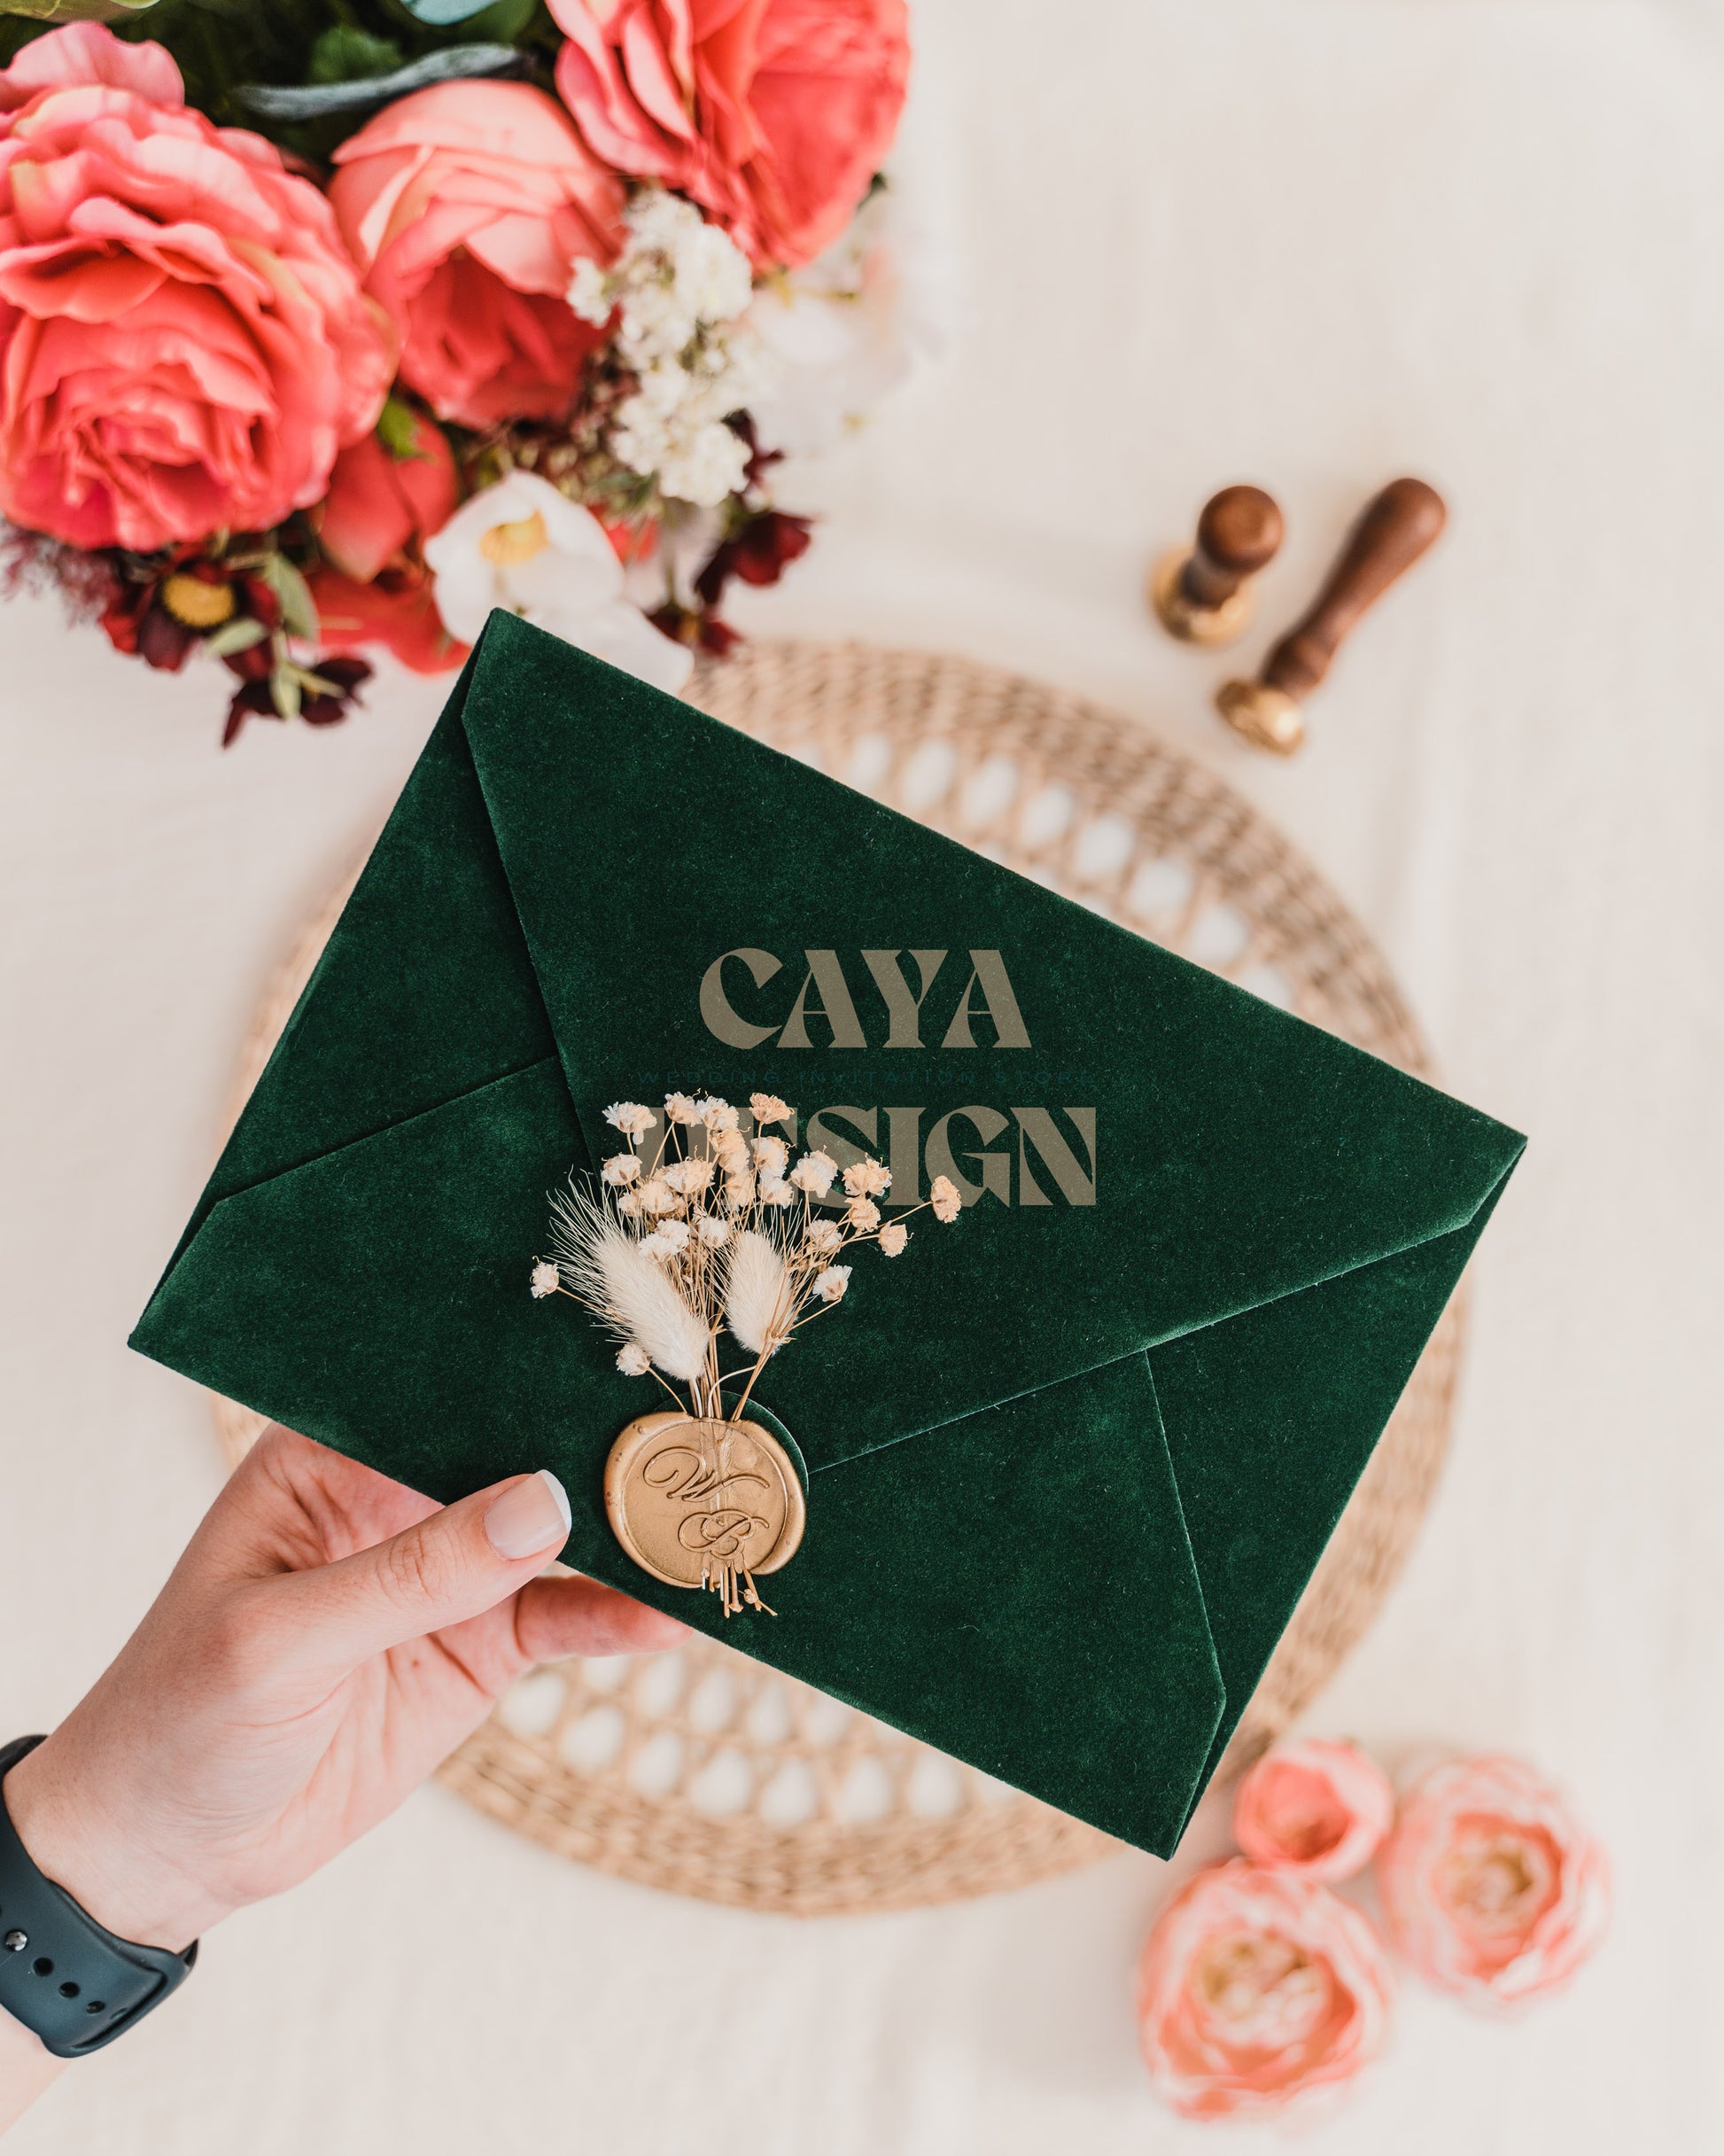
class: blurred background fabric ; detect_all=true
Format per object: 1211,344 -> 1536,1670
1,2 -> 1720,2150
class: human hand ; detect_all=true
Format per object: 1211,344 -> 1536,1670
3,1426 -> 685,1958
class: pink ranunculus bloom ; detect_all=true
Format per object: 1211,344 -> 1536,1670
313,410 -> 457,585
1376,1755 -> 1610,2013
549,0 -> 910,270
1136,1861 -> 1394,2122
0,25 -> 392,552
329,81 -> 624,432
1233,1739 -> 1396,1883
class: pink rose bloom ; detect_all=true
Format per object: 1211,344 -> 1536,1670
1233,1739 -> 1396,1882
329,82 -> 623,431
1377,1755 -> 1610,2012
313,411 -> 457,584
549,0 -> 910,269
0,25 -> 391,551
1136,1862 -> 1394,2121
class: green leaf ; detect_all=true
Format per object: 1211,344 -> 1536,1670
307,25 -> 403,86
203,617 -> 269,659
258,554 -> 319,643
237,42 -> 525,121
269,660 -> 302,724
377,394 -> 431,463
0,2 -> 157,20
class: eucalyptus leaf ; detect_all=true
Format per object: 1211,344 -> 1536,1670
394,0 -> 499,24
203,617 -> 269,659
237,42 -> 528,120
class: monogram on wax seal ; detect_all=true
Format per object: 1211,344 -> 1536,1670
605,1412 -> 805,1615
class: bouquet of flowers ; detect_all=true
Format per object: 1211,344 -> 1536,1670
0,0 -> 913,741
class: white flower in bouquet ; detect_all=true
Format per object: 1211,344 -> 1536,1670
746,187 -> 944,459
424,471 -> 690,693
570,188 -> 775,509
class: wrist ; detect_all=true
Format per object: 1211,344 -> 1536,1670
4,1738 -> 225,1954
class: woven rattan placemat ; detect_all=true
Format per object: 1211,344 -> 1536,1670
212,641 -> 1462,1915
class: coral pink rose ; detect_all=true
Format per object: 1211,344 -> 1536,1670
0,26 -> 391,551
329,82 -> 623,431
1136,1862 -> 1394,2121
1233,1740 -> 1395,1882
307,567 -> 465,676
1376,1755 -> 1610,2012
313,411 -> 457,584
549,0 -> 910,269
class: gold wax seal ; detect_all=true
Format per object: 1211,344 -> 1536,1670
604,1412 -> 805,1616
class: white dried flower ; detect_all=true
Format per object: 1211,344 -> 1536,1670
662,1158 -> 713,1195
878,1222 -> 909,1257
812,1265 -> 851,1304
845,1197 -> 881,1233
713,1126 -> 749,1169
761,1178 -> 796,1208
697,1213 -> 731,1247
616,1189 -> 643,1218
789,1149 -> 838,1197
530,1260 -> 560,1299
664,1092 -> 702,1125
843,1157 -> 891,1199
637,1177 -> 679,1215
725,1227 -> 790,1355
604,1101 -> 656,1140
929,1174 -> 962,1224
750,1093 -> 793,1127
752,1134 -> 788,1178
602,1153 -> 642,1187
697,1096 -> 738,1131
637,1231 -> 669,1261
655,1218 -> 691,1255
725,1171 -> 757,1210
807,1221 -> 843,1255
617,1342 -> 651,1376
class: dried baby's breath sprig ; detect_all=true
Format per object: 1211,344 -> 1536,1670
534,1086 -> 962,1428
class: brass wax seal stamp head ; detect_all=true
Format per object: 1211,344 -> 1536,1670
605,1412 -> 806,1615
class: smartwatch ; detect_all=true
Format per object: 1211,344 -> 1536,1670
0,1736 -> 198,2057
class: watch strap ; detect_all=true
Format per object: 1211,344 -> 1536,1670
0,1735 -> 198,2057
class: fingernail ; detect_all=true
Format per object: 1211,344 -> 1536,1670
485,1469 -> 571,1560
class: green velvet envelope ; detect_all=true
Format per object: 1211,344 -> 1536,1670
131,612 -> 1523,1859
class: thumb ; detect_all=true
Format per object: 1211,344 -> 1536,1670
277,1469 -> 573,1666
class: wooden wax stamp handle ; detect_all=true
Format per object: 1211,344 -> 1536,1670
1151,484 -> 1284,647
1216,477 -> 1447,753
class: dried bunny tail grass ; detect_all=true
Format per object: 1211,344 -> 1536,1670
549,1180 -> 710,1382
724,1227 -> 791,1356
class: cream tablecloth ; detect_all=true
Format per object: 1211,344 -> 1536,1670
2,3 -> 1720,2149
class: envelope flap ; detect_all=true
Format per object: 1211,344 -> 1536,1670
176,656 -> 556,1260
455,616 -> 1524,1473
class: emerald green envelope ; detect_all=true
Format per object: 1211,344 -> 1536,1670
131,612 -> 1524,1858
